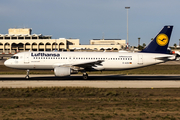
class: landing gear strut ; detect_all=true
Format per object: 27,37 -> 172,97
82,73 -> 88,80
25,69 -> 30,79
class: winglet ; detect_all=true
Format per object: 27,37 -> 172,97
141,26 -> 173,54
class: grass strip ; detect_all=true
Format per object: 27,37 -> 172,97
0,87 -> 180,119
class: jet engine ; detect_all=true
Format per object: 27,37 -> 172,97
54,67 -> 71,77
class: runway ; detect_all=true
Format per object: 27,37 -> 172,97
1,74 -> 180,88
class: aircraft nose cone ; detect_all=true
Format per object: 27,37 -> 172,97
4,60 -> 10,67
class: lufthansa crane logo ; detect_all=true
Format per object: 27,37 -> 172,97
156,34 -> 169,46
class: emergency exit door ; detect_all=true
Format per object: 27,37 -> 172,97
24,53 -> 29,63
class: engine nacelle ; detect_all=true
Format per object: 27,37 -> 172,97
54,67 -> 71,77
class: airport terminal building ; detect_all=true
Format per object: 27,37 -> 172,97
0,28 -> 126,53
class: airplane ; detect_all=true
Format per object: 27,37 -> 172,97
4,26 -> 174,80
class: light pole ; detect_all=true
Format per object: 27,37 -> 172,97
125,7 -> 130,49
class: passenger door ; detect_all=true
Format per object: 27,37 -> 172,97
138,55 -> 143,65
24,53 -> 30,64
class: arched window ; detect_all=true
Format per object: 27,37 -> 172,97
45,42 -> 51,51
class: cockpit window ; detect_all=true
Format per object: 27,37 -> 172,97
11,56 -> 18,59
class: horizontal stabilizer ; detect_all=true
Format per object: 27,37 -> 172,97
154,55 -> 173,60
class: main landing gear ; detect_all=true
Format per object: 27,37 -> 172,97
25,69 -> 30,79
82,73 -> 88,80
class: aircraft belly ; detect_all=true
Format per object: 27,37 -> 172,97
7,64 -> 53,70
31,65 -> 53,69
104,65 -> 137,70
102,58 -> 158,70
103,61 -> 135,70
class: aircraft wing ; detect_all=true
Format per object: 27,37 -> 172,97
72,60 -> 104,68
53,60 -> 104,69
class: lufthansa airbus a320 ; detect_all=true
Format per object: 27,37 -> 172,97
4,26 -> 174,79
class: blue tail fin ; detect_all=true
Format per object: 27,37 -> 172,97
141,26 -> 173,54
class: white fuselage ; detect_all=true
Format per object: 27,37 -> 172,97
4,51 -> 173,71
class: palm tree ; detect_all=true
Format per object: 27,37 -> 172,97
174,43 -> 177,49
143,43 -> 146,48
138,37 -> 140,48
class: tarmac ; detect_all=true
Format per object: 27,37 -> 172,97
0,74 -> 180,88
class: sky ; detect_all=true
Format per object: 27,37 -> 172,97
0,0 -> 180,46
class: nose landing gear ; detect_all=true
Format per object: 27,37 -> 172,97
25,69 -> 30,79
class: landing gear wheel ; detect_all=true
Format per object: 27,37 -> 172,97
82,73 -> 88,80
25,69 -> 30,79
25,75 -> 29,79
